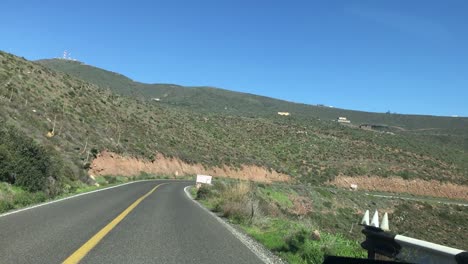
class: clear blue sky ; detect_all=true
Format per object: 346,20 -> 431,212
1,0 -> 467,116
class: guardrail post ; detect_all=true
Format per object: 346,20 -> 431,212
361,225 -> 401,260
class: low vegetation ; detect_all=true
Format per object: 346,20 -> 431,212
194,180 -> 467,263
194,181 -> 365,263
38,58 -> 468,136
0,171 -> 185,214
0,182 -> 47,213
0,125 -> 73,195
2,51 -> 468,190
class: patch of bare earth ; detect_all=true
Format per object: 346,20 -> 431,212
289,195 -> 313,217
89,151 -> 290,183
330,176 -> 468,200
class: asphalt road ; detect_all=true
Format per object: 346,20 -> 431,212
0,180 -> 263,264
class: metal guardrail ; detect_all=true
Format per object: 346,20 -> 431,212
359,210 -> 468,264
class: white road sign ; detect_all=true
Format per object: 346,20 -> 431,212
196,175 -> 212,185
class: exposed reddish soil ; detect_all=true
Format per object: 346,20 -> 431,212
89,151 -> 291,183
330,176 -> 468,200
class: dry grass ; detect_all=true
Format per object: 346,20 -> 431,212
330,176 -> 468,200
290,195 -> 313,217
219,182 -> 254,222
90,151 -> 290,183
222,181 -> 252,202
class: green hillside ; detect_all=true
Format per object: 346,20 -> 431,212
37,59 -> 468,136
0,51 -> 467,201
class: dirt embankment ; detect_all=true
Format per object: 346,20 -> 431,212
330,176 -> 468,200
89,151 -> 291,183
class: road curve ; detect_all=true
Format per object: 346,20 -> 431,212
0,180 -> 263,264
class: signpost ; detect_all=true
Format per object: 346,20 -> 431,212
196,174 -> 212,188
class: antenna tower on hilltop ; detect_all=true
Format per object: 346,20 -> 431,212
61,50 -> 78,61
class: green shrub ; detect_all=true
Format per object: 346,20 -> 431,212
137,171 -> 153,179
83,162 -> 91,170
13,191 -> 35,207
213,181 -> 228,193
285,228 -> 309,253
103,175 -> 117,184
17,192 -> 43,206
282,231 -> 365,264
196,185 -> 213,200
0,125 -> 66,195
0,145 -> 16,183
0,200 -> 14,212
302,240 -> 324,264
222,200 -> 252,223
397,170 -> 416,180
90,148 -> 99,159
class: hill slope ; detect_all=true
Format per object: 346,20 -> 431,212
0,51 -> 467,198
37,59 -> 468,135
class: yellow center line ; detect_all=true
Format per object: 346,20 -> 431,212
62,183 -> 165,264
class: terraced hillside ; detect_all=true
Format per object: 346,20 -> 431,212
1,51 -> 467,199
37,59 -> 468,136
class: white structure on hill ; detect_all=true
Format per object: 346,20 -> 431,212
337,117 -> 351,123
60,50 -> 77,61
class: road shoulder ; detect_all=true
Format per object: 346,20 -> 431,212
184,186 -> 286,264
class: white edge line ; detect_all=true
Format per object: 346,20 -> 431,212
183,186 -> 285,264
0,179 -> 186,218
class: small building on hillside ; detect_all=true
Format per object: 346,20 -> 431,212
359,123 -> 391,131
359,124 -> 373,130
337,117 -> 350,123
278,112 -> 290,116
